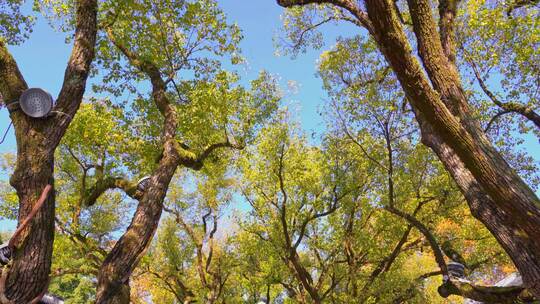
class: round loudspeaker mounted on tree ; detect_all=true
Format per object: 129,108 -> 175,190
19,88 -> 54,118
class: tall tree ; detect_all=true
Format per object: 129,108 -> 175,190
136,166 -> 241,304
0,0 -> 98,302
234,110 -> 508,303
274,0 -> 540,296
76,1 -> 279,301
238,120 -> 361,303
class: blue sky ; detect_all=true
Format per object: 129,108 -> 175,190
1,1 -> 539,232
0,1 -> 353,230
0,1 -> 351,150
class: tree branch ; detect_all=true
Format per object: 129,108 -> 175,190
292,186 -> 341,249
384,205 -> 449,276
468,58 -> 540,131
507,0 -> 540,16
276,0 -> 374,33
106,26 -> 179,142
164,206 -> 209,288
363,199 -> 429,292
52,0 -> 98,130
205,213 -> 218,274
484,110 -> 512,133
407,0 -> 468,116
438,0 -> 461,64
179,139 -> 244,170
384,205 -> 536,303
337,111 -> 387,171
82,177 -> 142,207
277,144 -> 292,248
291,16 -> 337,51
438,279 -> 533,303
0,41 -> 27,111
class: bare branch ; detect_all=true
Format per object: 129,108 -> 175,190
182,139 -> 244,170
336,109 -> 387,171
467,57 -> 540,131
276,0 -> 374,33
484,110 -> 512,133
384,205 -> 449,277
277,144 -> 292,247
292,16 -> 337,51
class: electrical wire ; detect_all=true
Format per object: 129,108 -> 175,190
0,110 -> 71,146
0,121 -> 12,145
50,110 -> 73,122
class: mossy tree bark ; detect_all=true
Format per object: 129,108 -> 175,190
94,27 -> 242,303
276,0 -> 540,298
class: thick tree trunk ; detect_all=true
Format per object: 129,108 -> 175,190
1,40 -> 57,302
95,144 -> 179,304
94,27 -> 185,302
7,136 -> 55,303
282,251 -> 321,304
98,283 -> 130,304
422,125 -> 540,296
275,0 -> 540,298
362,0 -> 540,297
97,25 -> 241,301
0,0 -> 97,301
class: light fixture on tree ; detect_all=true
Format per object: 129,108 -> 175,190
137,176 -> 152,192
448,261 -> 465,278
19,88 -> 54,118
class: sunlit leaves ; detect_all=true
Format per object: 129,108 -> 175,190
0,0 -> 34,45
33,0 -> 75,34
94,0 -> 243,97
276,4 -> 350,57
458,0 -> 540,186
0,153 -> 17,220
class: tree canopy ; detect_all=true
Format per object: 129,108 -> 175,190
0,0 -> 539,303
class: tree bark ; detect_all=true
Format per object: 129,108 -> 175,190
94,44 -> 182,302
0,1 -> 97,302
438,279 -> 532,304
287,252 -> 322,304
99,283 -> 130,304
95,25 -> 241,302
421,124 -> 540,299
275,0 -> 540,297
364,0 -> 540,296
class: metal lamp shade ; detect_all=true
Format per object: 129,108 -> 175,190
0,243 -> 11,266
448,262 -> 465,278
39,294 -> 64,304
137,176 -> 152,192
19,88 -> 53,118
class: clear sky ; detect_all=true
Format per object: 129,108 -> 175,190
0,1 -> 354,231
0,1 -> 354,151
1,1 -> 539,232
